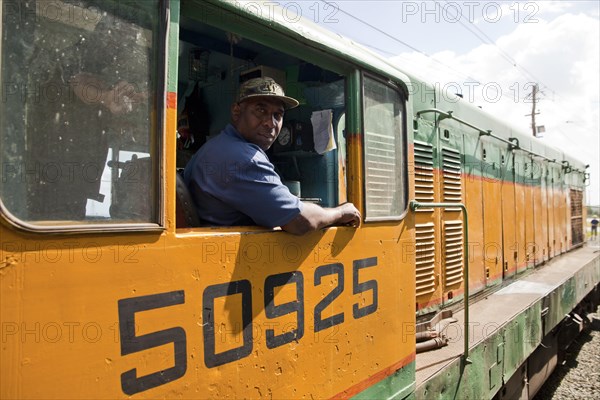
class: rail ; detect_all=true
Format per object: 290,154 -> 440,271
409,200 -> 472,363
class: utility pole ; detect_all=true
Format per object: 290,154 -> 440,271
526,84 -> 540,137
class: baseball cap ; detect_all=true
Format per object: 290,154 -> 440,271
238,77 -> 299,109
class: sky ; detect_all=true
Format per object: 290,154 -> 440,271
278,0 -> 600,206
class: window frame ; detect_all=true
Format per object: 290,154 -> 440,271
174,1 -> 356,234
361,73 -> 409,223
0,0 -> 169,234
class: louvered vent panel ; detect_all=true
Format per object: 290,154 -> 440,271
415,223 -> 436,297
442,147 -> 462,208
443,220 -> 463,288
365,131 -> 396,216
570,189 -> 584,245
414,141 -> 435,211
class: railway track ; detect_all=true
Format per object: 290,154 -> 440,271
533,311 -> 600,400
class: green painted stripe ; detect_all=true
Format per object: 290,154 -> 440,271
167,0 -> 180,93
352,361 -> 416,400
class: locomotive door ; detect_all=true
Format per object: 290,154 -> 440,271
462,130 -> 486,295
529,158 -> 546,266
539,162 -> 550,262
482,141 -> 503,287
553,166 -> 567,254
547,164 -> 556,258
439,127 -> 465,307
500,147 -> 517,280
515,152 -> 531,273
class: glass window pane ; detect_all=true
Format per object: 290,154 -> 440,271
363,77 -> 406,219
1,0 -> 161,226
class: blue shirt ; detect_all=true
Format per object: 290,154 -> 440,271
184,124 -> 302,227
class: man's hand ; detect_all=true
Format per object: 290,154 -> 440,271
336,202 -> 361,227
282,202 -> 361,235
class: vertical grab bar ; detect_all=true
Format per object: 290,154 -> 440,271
410,200 -> 472,363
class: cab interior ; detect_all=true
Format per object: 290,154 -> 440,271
175,14 -> 348,227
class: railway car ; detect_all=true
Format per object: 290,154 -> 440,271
1,0 -> 598,399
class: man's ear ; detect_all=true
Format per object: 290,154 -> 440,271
231,102 -> 241,122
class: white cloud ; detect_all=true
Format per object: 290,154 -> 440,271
531,1 -> 577,15
471,1 -> 576,24
390,12 -> 600,204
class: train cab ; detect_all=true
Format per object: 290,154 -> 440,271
1,1 -> 416,399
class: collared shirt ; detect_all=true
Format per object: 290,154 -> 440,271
184,124 -> 302,227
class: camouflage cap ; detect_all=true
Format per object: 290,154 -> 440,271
237,77 -> 299,109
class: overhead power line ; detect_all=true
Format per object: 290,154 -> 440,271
436,0 -> 557,96
317,0 -> 569,108
317,0 -> 485,86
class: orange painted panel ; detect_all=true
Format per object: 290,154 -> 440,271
501,179 -> 517,278
553,177 -> 567,255
514,182 -> 527,273
547,176 -> 556,258
482,174 -> 502,286
464,173 -> 486,294
540,174 -> 549,262
532,185 -> 542,265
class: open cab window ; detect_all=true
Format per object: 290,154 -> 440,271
0,0 -> 164,231
176,6 -> 349,230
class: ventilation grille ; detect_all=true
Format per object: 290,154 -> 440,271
442,147 -> 462,208
443,220 -> 463,288
415,223 -> 436,296
570,189 -> 583,245
414,141 -> 434,211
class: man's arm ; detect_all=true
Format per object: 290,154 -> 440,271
281,202 -> 361,235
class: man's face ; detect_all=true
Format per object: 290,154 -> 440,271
232,98 -> 285,150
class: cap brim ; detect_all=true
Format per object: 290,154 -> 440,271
240,94 -> 299,109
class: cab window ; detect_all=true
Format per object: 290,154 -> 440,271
175,7 -> 348,228
0,0 -> 163,228
362,76 -> 407,220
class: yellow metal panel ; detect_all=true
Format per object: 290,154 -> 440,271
483,177 -> 503,286
547,177 -> 556,258
501,179 -> 517,278
464,173 -> 486,294
533,184 -> 544,264
523,182 -> 536,269
0,222 -> 415,398
514,181 -> 527,273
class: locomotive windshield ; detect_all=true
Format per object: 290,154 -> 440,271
0,0 -> 162,227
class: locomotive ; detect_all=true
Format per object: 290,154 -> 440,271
1,1 -> 597,399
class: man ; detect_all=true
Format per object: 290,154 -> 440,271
592,215 -> 599,240
184,77 -> 360,235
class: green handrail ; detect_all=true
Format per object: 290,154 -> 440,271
410,200 -> 472,363
415,108 -> 516,149
415,108 -> 571,167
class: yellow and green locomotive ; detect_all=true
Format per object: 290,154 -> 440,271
1,1 -> 597,399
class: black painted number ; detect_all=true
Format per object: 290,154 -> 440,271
353,257 -> 378,318
314,263 -> 344,332
117,256 -> 380,393
264,271 -> 305,348
118,291 -> 186,395
202,280 -> 253,368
